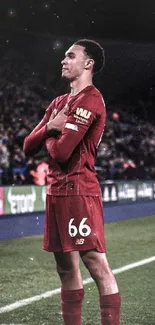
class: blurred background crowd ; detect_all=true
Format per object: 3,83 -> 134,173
0,36 -> 155,186
0,48 -> 155,185
0,0 -> 155,186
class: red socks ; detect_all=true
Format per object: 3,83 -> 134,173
61,289 -> 120,325
61,288 -> 84,325
100,292 -> 121,325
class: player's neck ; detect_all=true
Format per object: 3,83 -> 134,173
70,75 -> 93,96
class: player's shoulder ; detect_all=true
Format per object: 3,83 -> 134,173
55,93 -> 68,106
82,85 -> 106,113
46,93 -> 68,112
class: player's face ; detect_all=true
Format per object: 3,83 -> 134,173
61,45 -> 88,81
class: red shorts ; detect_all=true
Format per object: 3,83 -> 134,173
42,195 -> 106,253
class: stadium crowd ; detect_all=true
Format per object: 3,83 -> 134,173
0,51 -> 155,185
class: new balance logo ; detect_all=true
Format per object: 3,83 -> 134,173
75,238 -> 85,245
76,108 -> 91,119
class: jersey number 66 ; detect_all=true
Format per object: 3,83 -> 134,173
68,218 -> 91,237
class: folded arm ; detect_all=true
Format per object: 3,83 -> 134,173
23,110 -> 51,156
46,108 -> 96,163
23,100 -> 65,156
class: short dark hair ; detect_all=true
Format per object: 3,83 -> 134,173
74,38 -> 105,74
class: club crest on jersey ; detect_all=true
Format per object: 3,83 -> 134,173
76,107 -> 91,119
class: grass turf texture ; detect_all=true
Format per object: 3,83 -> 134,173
0,215 -> 155,324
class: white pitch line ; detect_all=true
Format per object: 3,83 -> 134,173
0,256 -> 155,314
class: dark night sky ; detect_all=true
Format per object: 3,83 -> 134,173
0,0 -> 155,42
0,0 -> 155,101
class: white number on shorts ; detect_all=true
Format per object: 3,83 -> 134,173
68,218 -> 91,237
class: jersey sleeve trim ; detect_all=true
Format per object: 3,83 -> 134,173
65,122 -> 79,132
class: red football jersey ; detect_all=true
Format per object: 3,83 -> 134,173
24,85 -> 106,196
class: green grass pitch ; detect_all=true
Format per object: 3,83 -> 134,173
0,215 -> 155,325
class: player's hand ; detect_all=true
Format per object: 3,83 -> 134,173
48,109 -> 57,121
47,105 -> 68,132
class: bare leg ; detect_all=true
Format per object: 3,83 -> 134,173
80,250 -> 118,295
80,250 -> 121,325
54,251 -> 83,290
54,251 -> 84,325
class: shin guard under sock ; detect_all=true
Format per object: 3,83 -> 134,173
100,292 -> 121,325
61,288 -> 84,325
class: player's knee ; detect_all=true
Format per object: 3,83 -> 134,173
82,254 -> 112,282
56,264 -> 79,280
88,262 -> 104,281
